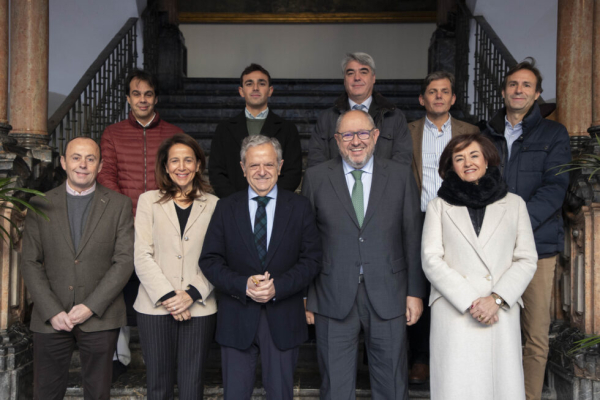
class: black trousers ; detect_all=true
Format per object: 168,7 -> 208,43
33,327 -> 119,400
221,308 -> 300,400
137,312 -> 216,400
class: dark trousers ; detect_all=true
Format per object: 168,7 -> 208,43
221,308 -> 300,400
315,282 -> 408,400
33,327 -> 119,400
137,312 -> 216,400
407,282 -> 431,365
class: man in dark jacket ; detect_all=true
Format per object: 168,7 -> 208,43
307,52 -> 412,168
209,63 -> 302,198
483,58 -> 571,400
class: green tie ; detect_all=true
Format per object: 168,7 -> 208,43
351,170 -> 364,227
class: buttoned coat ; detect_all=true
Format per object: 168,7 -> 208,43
408,116 -> 480,193
422,194 -> 537,400
302,156 -> 426,320
21,183 -> 134,333
133,190 -> 218,317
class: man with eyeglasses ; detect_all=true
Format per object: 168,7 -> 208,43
307,52 -> 412,169
302,109 -> 426,399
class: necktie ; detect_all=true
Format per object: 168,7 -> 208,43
352,104 -> 367,111
351,170 -> 364,227
253,196 -> 271,266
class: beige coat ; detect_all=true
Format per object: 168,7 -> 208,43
134,190 -> 218,317
422,194 -> 537,400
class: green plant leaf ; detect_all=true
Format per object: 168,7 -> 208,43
2,196 -> 49,221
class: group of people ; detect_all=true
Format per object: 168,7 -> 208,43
20,51 -> 571,400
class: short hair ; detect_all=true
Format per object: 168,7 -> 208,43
240,135 -> 282,165
63,136 -> 102,161
438,133 -> 500,180
335,109 -> 376,133
502,57 -> 543,94
341,52 -> 376,75
421,71 -> 456,95
125,68 -> 159,96
154,133 -> 211,202
240,63 -> 272,87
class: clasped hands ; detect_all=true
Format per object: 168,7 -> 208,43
246,272 -> 276,303
50,304 -> 93,332
470,295 -> 500,325
162,290 -> 193,322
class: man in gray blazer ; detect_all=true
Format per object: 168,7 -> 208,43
21,137 -> 134,399
302,110 -> 427,400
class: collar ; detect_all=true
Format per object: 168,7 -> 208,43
248,184 -> 278,201
425,115 -> 452,134
245,108 -> 269,120
128,110 -> 161,129
66,181 -> 96,196
504,115 -> 523,130
348,96 -> 373,111
342,155 -> 374,176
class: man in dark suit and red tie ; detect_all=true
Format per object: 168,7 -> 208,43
200,135 -> 322,400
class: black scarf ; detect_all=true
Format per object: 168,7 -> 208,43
437,166 -> 508,209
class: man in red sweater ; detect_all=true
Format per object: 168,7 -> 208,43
98,69 -> 182,380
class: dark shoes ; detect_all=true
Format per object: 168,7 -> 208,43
112,360 -> 128,383
408,363 -> 430,384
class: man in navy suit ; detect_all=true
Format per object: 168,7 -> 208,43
200,135 -> 322,400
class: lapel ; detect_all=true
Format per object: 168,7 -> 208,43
264,191 -> 292,269
182,196 -> 208,236
362,157 -> 389,229
76,185 -> 110,258
477,197 -> 507,249
160,198 -> 181,236
328,158 -> 360,229
230,112 -> 250,148
450,117 -> 467,138
410,118 -> 425,188
446,205 -> 491,270
259,111 -> 281,138
233,192 -> 262,271
53,184 -> 75,255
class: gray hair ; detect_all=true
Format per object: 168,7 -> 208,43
335,109 -> 376,133
341,52 -> 376,75
240,135 -> 283,165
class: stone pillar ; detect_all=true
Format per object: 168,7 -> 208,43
0,0 -> 9,136
589,0 -> 600,137
8,0 -> 50,151
556,0 -> 593,139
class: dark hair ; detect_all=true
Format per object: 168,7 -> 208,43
126,68 -> 159,96
502,57 -> 543,94
421,71 -> 455,95
438,133 -> 500,180
155,133 -> 212,202
240,63 -> 271,87
63,136 -> 102,161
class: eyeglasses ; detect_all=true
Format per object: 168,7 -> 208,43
336,129 -> 374,142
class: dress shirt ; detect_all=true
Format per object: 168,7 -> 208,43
245,107 -> 269,120
66,181 -> 96,196
248,184 -> 278,249
504,116 -> 523,161
421,116 -> 452,212
348,96 -> 373,112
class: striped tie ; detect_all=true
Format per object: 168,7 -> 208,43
350,170 -> 364,227
253,196 -> 271,266
352,104 -> 367,111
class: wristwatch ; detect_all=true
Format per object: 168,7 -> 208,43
491,293 -> 505,307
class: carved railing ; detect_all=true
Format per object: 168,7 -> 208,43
47,18 -> 138,162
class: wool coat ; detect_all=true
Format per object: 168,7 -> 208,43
422,193 -> 537,400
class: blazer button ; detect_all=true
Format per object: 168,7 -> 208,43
359,237 -> 364,243
74,260 -> 79,264
69,286 -> 73,290
177,255 -> 182,259
184,236 -> 189,241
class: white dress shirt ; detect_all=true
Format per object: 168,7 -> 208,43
421,116 -> 452,212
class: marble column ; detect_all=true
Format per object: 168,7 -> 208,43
8,0 -> 49,149
0,0 -> 11,139
556,0 -> 593,139
589,0 -> 600,137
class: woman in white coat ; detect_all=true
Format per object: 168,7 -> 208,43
422,133 -> 537,400
134,133 -> 218,400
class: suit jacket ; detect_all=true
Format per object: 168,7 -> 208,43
21,183 -> 134,333
133,190 -> 218,317
208,111 -> 303,198
199,188 -> 322,351
408,116 -> 480,193
301,156 -> 426,320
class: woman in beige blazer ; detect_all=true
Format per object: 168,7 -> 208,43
134,133 -> 218,400
422,134 -> 537,400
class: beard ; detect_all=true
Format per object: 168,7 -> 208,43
339,146 -> 375,169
